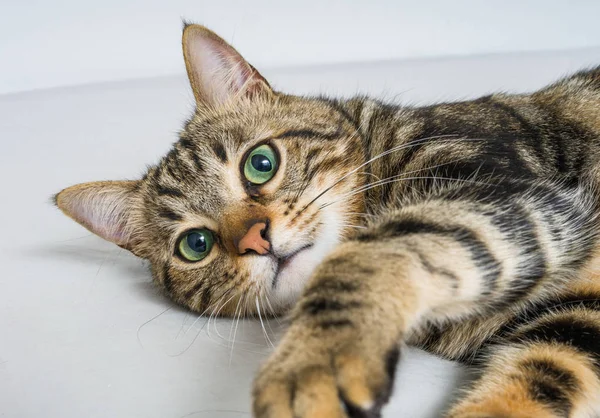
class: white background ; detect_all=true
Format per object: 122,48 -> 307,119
2,0 -> 600,95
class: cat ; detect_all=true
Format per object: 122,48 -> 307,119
55,24 -> 600,418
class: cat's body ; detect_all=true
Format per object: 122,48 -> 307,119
56,25 -> 600,417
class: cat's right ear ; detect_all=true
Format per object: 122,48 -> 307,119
182,23 -> 273,109
54,181 -> 142,255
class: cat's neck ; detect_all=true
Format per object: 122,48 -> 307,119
334,96 -> 475,211
334,97 -> 422,210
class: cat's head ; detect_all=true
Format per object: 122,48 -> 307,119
55,24 -> 364,316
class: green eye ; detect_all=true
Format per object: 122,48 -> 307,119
243,144 -> 278,185
177,229 -> 214,262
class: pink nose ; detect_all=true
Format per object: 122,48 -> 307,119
237,222 -> 270,255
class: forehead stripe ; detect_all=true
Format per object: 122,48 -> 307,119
158,208 -> 183,222
179,137 -> 194,150
278,129 -> 342,141
156,185 -> 184,197
211,142 -> 228,163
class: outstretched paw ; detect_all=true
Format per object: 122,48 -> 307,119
252,326 -> 400,418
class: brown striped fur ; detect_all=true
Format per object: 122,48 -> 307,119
55,25 -> 600,417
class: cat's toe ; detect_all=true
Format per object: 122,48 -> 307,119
252,345 -> 397,418
253,362 -> 347,418
334,350 -> 397,418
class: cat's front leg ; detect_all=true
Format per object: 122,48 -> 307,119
252,181 -> 600,417
252,240 -> 453,418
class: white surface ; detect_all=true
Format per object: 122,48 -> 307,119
3,0 -> 600,94
2,48 -> 600,418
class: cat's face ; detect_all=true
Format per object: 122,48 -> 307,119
137,95 -> 364,314
55,25 -> 364,316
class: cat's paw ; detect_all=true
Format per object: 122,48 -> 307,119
252,326 -> 400,418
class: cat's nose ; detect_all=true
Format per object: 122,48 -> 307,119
236,220 -> 270,255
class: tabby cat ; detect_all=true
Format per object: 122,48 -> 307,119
55,24 -> 600,418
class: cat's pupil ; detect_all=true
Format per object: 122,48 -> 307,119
251,154 -> 272,172
187,233 -> 206,253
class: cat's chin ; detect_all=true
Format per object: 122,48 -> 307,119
268,212 -> 344,312
269,246 -> 325,310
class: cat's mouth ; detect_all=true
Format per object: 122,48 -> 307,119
272,244 -> 314,288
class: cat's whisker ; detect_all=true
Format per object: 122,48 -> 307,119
182,291 -> 231,338
169,316 -> 211,357
229,293 -> 246,365
322,175 -> 492,208
174,312 -> 191,341
308,136 -> 462,196
181,305 -> 207,338
255,296 -> 274,348
204,290 -> 236,343
287,146 -> 351,206
182,313 -> 203,339
205,309 -> 218,343
228,294 -> 243,342
209,291 -> 238,341
298,136 -> 482,215
286,114 -> 375,208
185,295 -> 268,354
94,248 -> 114,278
53,233 -> 94,243
356,171 -> 382,181
331,157 -> 467,201
175,291 -> 244,353
110,248 -> 124,266
259,291 -> 277,335
261,288 -> 283,325
136,306 -> 173,349
262,290 -> 280,322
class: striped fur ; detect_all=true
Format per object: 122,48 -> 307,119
55,25 -> 600,417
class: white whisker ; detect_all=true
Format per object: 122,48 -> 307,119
174,313 -> 191,341
168,318 -> 210,357
323,175 -> 491,209
299,135 -> 478,213
206,291 -> 237,343
136,306 -> 172,349
255,296 -> 274,348
229,293 -> 245,366
212,294 -> 236,338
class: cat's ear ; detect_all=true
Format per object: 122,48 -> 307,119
54,181 -> 141,252
182,23 -> 273,108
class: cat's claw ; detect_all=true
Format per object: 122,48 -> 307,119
252,329 -> 399,418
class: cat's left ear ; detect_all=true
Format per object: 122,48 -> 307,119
54,181 -> 142,255
182,23 -> 273,108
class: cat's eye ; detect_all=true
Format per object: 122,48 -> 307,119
243,144 -> 278,185
177,229 -> 214,262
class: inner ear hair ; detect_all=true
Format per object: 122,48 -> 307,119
181,23 -> 273,108
54,180 -> 141,251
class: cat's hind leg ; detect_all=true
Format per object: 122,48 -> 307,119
448,280 -> 600,418
449,342 -> 600,418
